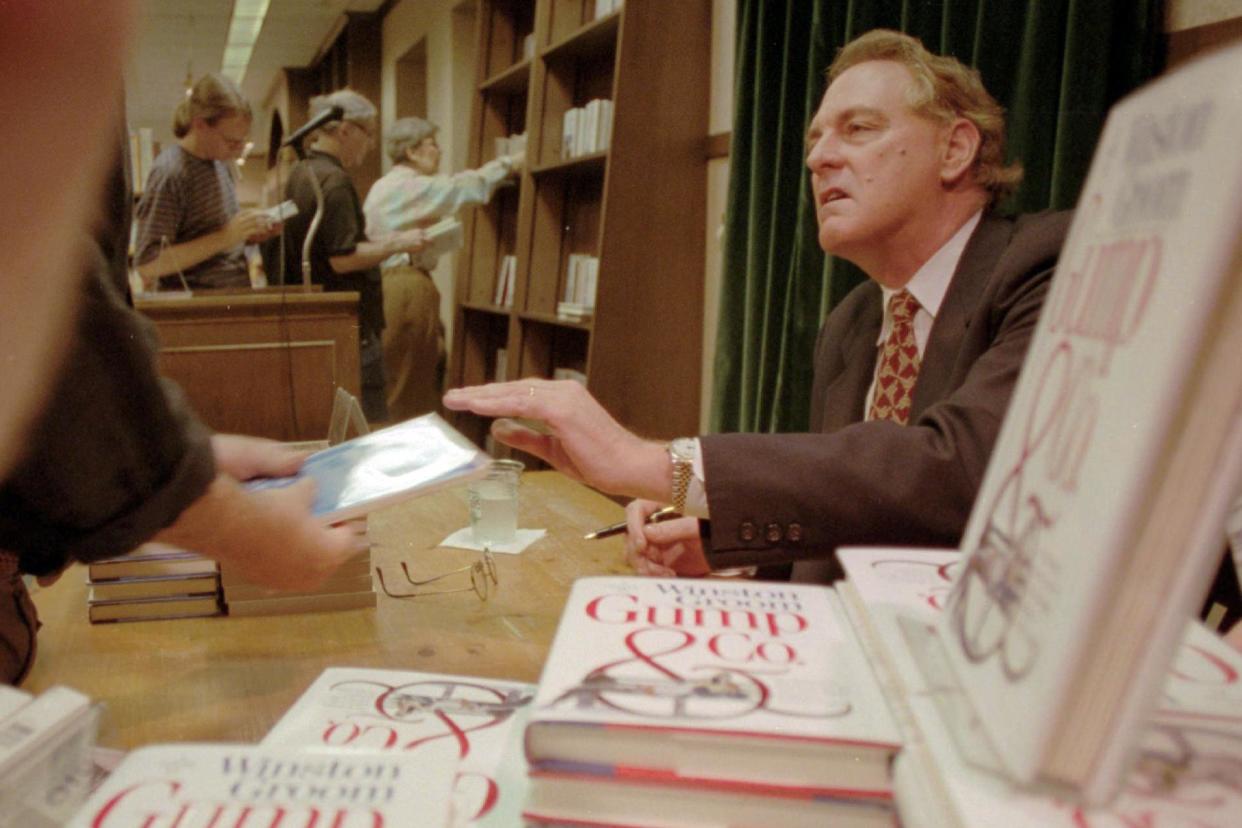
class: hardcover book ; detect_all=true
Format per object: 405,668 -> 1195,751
262,667 -> 535,827
246,413 -> 490,523
0,686 -> 100,828
67,743 -> 455,828
524,577 -> 901,802
936,43 -> 1242,803
86,543 -> 217,582
86,592 -> 222,624
838,545 -> 1242,827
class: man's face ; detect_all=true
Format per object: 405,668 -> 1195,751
341,119 -> 376,168
805,60 -> 948,265
201,114 -> 251,162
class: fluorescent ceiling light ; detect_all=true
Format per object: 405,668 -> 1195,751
221,0 -> 272,84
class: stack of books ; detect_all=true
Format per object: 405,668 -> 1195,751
519,576 -> 901,827
0,684 -> 100,826
221,549 -> 375,617
85,543 -> 221,624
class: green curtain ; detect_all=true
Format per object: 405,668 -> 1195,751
710,0 -> 1164,434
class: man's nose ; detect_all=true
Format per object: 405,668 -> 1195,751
806,133 -> 843,171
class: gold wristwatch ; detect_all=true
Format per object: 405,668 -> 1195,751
667,437 -> 695,514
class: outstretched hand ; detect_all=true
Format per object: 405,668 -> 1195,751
443,379 -> 669,502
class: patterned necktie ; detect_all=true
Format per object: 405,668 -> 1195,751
869,290 -> 921,425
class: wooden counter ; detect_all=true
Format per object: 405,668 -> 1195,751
24,471 -> 629,749
137,290 -> 361,441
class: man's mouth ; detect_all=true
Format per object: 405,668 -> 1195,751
819,188 -> 848,207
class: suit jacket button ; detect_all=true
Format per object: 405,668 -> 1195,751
765,523 -> 782,543
738,521 -> 756,541
786,523 -> 803,543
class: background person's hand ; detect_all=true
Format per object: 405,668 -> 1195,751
228,209 -> 275,246
443,379 -> 668,502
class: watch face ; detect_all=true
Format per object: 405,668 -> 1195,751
670,437 -> 696,460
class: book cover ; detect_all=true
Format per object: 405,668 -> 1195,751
262,667 -> 535,827
937,43 -> 1242,801
67,743 -> 455,828
245,413 -> 490,523
838,546 -> 1242,826
525,577 -> 901,797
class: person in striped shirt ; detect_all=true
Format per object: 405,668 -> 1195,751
133,73 -> 277,290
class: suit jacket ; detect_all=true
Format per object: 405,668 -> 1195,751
699,211 -> 1073,577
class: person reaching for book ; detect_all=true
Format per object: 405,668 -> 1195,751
445,30 -> 1071,584
133,73 -> 280,291
0,28 -> 365,682
364,117 -> 523,421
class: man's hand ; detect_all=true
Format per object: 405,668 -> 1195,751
443,380 -> 669,502
388,228 -> 428,256
155,434 -> 364,591
624,499 -> 710,577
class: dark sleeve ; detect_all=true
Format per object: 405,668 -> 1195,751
318,173 -> 364,258
699,233 -> 1060,569
0,241 -> 216,575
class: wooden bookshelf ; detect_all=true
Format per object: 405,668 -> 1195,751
450,0 -> 711,451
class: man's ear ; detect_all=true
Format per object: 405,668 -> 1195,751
941,118 -> 981,187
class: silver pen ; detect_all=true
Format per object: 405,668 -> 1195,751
584,505 -> 679,540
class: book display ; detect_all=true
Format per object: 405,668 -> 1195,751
451,0 -> 710,450
262,667 -> 535,827
521,576 -> 901,826
935,42 -> 1242,803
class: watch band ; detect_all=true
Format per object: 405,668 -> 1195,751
668,439 -> 694,514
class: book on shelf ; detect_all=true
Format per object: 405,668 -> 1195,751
560,100 -> 613,160
0,685 -> 100,827
493,255 -> 516,307
838,545 -> 1242,827
87,592 -> 222,624
552,367 -> 587,386
245,413 -> 490,523
262,667 -> 535,827
521,577 -> 901,826
494,348 -> 508,383
934,42 -> 1242,804
86,542 -> 217,582
66,743 -> 456,828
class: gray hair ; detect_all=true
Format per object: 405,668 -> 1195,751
308,88 -> 377,135
386,116 -> 438,164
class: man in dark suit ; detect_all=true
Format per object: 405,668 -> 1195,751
442,30 -> 1070,582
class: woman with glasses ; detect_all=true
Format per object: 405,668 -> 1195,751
133,73 -> 276,291
277,89 -> 428,424
363,117 -> 523,421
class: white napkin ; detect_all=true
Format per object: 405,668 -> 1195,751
438,527 -> 546,555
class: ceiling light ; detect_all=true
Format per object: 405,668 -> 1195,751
221,0 -> 272,84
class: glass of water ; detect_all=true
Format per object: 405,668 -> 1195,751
469,459 -> 524,546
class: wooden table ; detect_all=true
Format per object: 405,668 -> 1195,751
24,471 -> 630,749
